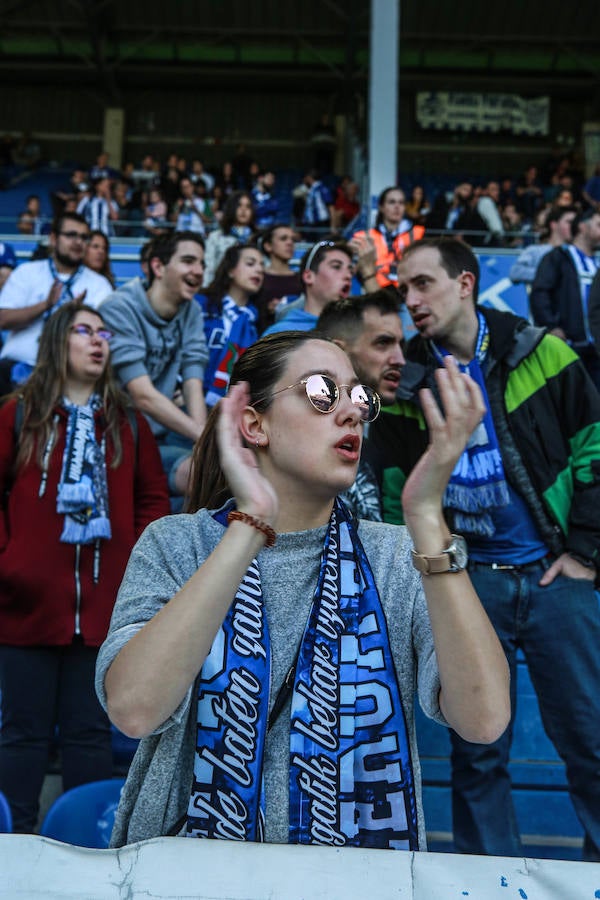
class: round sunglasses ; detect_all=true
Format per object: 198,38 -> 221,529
271,373 -> 380,423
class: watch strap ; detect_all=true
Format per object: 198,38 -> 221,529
411,549 -> 453,575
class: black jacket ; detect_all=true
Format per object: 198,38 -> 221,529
530,245 -> 590,346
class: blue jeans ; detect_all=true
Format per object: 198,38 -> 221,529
450,558 -> 600,860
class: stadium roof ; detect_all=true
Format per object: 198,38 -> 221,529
0,0 -> 598,102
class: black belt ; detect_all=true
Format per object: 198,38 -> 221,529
469,554 -> 552,573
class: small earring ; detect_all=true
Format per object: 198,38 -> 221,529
255,439 -> 260,447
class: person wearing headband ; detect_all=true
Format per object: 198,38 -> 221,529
262,239 -> 353,336
96,329 -> 509,850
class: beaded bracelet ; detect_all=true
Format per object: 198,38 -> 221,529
227,510 -> 276,548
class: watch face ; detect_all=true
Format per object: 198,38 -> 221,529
449,535 -> 468,571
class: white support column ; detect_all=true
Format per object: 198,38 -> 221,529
368,0 -> 400,225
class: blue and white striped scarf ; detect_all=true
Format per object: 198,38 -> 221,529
432,310 -> 509,536
56,394 -> 111,545
186,498 -> 418,849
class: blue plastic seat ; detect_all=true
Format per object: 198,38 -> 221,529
0,790 -> 13,832
39,778 -> 125,849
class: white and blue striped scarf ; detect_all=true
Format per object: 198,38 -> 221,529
186,498 -> 418,849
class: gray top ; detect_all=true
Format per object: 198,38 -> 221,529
96,509 -> 446,850
99,277 -> 208,437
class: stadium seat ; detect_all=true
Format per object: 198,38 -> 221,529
0,790 -> 13,832
39,778 -> 125,849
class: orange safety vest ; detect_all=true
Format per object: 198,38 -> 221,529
353,225 -> 425,288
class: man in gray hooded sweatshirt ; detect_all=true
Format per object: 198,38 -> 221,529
100,231 -> 208,496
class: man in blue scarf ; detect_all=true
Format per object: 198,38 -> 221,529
370,236 -> 600,862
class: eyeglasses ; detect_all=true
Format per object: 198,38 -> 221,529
70,323 -> 114,342
59,231 -> 90,242
271,373 -> 380,423
302,240 -> 336,273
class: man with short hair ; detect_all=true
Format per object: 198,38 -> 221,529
78,177 -> 118,237
316,290 -> 406,520
301,169 -> 334,239
372,236 -> 600,861
476,181 -> 505,246
510,205 -> 577,285
174,177 -> 208,235
530,208 -> 600,387
100,231 -> 208,496
251,171 -> 279,228
263,239 -> 353,335
0,212 -> 112,395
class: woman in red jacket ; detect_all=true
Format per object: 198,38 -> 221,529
0,300 -> 169,832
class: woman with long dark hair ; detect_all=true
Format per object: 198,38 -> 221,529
0,301 -> 169,832
198,244 -> 263,408
203,190 -> 256,286
97,330 -> 509,850
84,229 -> 115,287
253,224 -> 302,333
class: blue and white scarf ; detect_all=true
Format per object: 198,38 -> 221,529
186,499 -> 418,849
56,394 -> 111,545
432,310 -> 510,536
566,244 -> 599,346
45,258 -> 84,320
202,295 -> 258,408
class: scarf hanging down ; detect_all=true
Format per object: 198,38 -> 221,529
431,310 -> 509,536
186,498 -> 418,850
56,394 -> 111,544
204,296 -> 258,407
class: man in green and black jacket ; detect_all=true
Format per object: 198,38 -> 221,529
370,237 -> 600,861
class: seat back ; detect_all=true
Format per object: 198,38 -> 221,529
39,778 -> 125,848
0,790 -> 12,832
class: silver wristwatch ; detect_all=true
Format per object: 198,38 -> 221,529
411,534 -> 468,575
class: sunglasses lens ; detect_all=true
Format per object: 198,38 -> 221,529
350,384 -> 381,422
305,374 -> 338,413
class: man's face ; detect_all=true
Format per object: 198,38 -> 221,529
153,240 -> 205,304
52,218 -> 90,269
180,179 -> 194,199
582,214 -> 600,250
555,211 -> 576,244
487,182 -> 500,202
398,246 -> 474,344
304,250 -> 353,305
345,309 -> 405,406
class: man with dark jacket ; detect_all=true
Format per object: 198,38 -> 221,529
371,236 -> 600,861
530,208 -> 600,388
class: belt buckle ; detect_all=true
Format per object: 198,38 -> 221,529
490,562 -> 517,571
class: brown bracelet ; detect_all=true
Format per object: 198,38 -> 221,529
227,510 -> 276,548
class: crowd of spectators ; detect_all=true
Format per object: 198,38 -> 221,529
6,143 -> 599,263
0,138 -> 600,852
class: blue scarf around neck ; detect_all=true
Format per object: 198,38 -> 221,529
431,310 -> 510,536
186,498 -> 418,849
56,394 -> 111,544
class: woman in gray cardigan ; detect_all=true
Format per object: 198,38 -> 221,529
96,331 -> 509,849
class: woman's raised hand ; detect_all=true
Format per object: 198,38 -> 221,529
217,382 -> 279,524
402,356 -> 485,531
